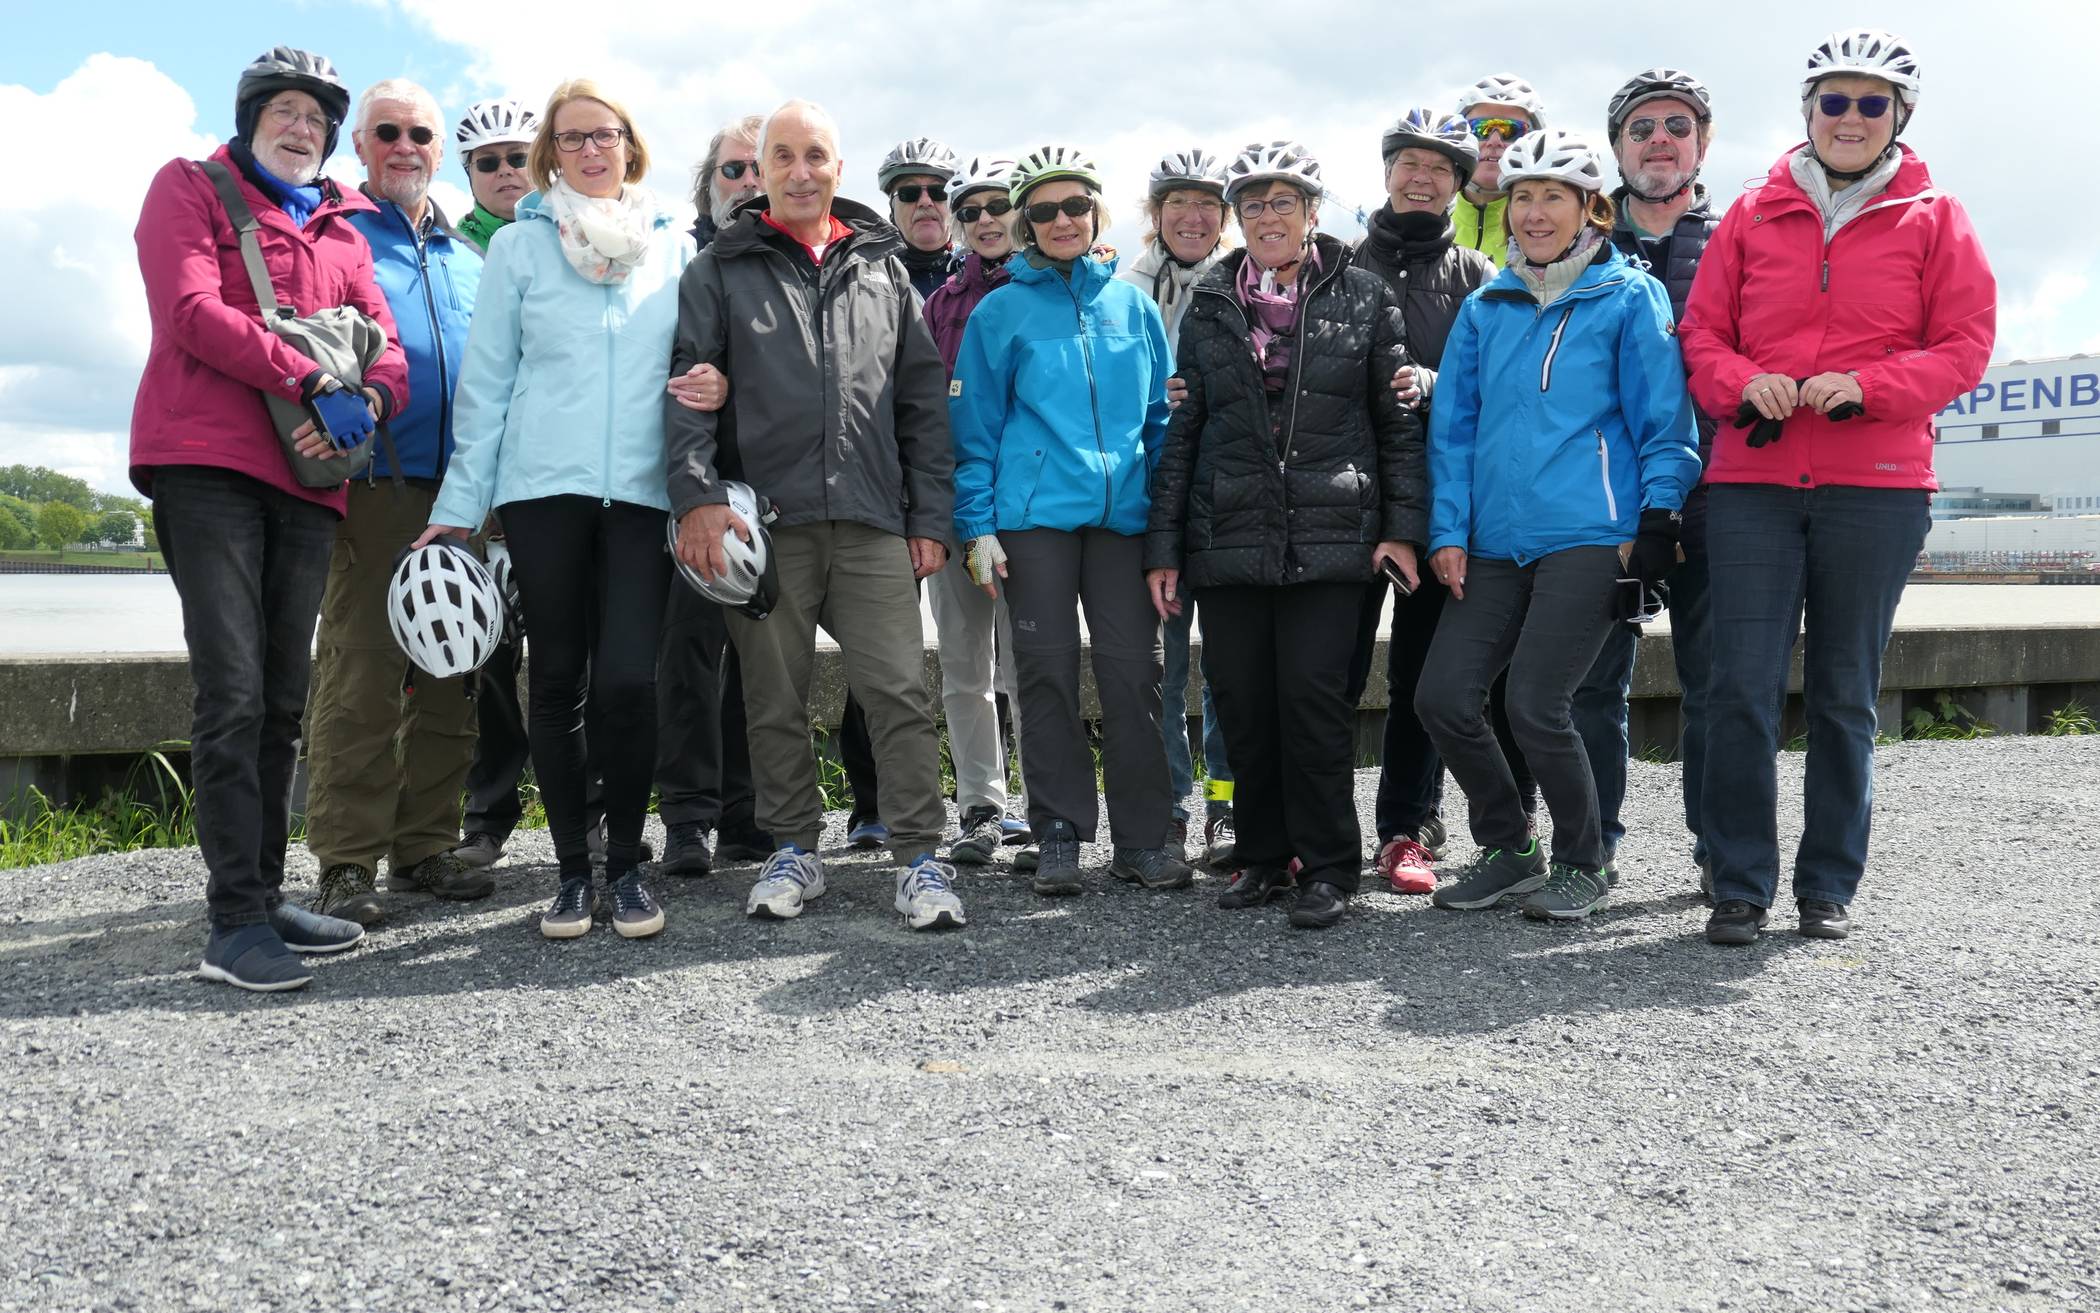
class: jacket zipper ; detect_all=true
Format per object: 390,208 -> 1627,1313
1538,306 -> 1575,391
412,219 -> 451,482
1067,273 -> 1111,525
1596,429 -> 1617,521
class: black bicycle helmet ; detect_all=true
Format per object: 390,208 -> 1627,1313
235,47 -> 351,158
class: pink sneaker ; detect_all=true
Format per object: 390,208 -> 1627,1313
1377,837 -> 1436,895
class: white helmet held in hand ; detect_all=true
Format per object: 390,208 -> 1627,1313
388,541 -> 505,678
455,98 -> 538,167
669,482 -> 778,621
1459,73 -> 1547,126
484,538 -> 523,643
1496,129 -> 1607,194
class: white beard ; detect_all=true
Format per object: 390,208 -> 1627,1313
1630,164 -> 1693,197
257,143 -> 322,186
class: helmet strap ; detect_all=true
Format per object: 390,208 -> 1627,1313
1623,168 -> 1698,206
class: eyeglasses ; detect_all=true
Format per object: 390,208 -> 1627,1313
473,150 -> 530,174
1235,193 -> 1302,219
1816,92 -> 1893,119
1391,158 -> 1455,180
955,198 -> 1014,223
891,184 -> 948,205
1625,114 -> 1697,143
717,160 -> 754,180
553,128 -> 628,153
1161,196 -> 1225,213
1469,116 -> 1529,142
264,103 -> 332,137
1024,196 -> 1095,224
373,122 -> 436,146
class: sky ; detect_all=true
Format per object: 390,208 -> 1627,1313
5,0 -> 2097,497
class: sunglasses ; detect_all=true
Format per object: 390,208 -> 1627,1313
717,160 -> 753,180
1024,196 -> 1095,224
892,184 -> 948,205
472,150 -> 529,174
373,122 -> 436,146
1626,114 -> 1698,143
1468,116 -> 1529,142
1817,92 -> 1894,119
955,198 -> 1014,223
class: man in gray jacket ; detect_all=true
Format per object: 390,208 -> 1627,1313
667,99 -> 964,933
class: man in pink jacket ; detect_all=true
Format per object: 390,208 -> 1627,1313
1678,29 -> 1994,947
131,47 -> 409,991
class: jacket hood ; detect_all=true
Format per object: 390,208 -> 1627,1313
1005,249 -> 1120,295
710,195 -> 903,262
1484,235 -> 1627,298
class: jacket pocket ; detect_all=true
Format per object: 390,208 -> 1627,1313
995,445 -> 1047,528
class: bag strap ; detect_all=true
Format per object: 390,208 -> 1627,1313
197,159 -> 285,317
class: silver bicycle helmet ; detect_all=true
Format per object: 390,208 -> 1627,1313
1803,28 -> 1922,113
1380,108 -> 1480,185
1458,73 -> 1547,126
1497,130 -> 1607,194
950,154 -> 1016,206
455,98 -> 539,168
1223,140 -> 1322,203
1148,148 -> 1228,199
877,137 -> 960,192
668,482 -> 778,621
1607,68 -> 1713,144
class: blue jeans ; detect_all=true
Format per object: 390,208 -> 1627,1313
1701,485 -> 1929,909
1162,587 -> 1231,823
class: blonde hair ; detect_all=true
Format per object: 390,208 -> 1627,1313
529,79 -> 650,191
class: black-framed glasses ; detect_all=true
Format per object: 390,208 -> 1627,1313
1626,114 -> 1697,143
717,160 -> 754,180
955,198 -> 1014,223
1024,196 -> 1094,224
1235,193 -> 1302,219
373,122 -> 437,146
553,127 -> 628,153
1816,92 -> 1893,119
1469,116 -> 1529,142
473,150 -> 530,173
891,183 -> 948,205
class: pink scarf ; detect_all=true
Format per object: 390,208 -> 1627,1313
1235,245 -> 1320,392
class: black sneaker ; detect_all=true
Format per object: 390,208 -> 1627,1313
610,871 -> 666,939
199,924 -> 312,992
717,825 -> 775,864
1201,810 -> 1238,871
266,902 -> 365,954
387,850 -> 496,900
1288,880 -> 1349,929
1420,813 -> 1449,858
587,820 -> 653,867
1109,845 -> 1194,890
1031,820 -> 1084,897
949,806 -> 1002,866
315,863 -> 385,927
1706,899 -> 1770,946
1797,900 -> 1852,940
662,822 -> 714,877
541,877 -> 596,940
1217,865 -> 1294,910
1429,840 -> 1549,910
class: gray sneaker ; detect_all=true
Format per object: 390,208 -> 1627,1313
1109,845 -> 1194,890
1521,863 -> 1612,922
1429,840 -> 1549,910
1031,820 -> 1083,897
315,863 -> 385,927
452,831 -> 507,869
949,806 -> 1002,866
387,850 -> 496,900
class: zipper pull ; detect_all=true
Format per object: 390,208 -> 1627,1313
1821,260 -> 1830,292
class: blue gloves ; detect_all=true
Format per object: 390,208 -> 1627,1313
310,386 -> 376,450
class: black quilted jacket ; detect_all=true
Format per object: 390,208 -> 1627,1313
1349,205 -> 1495,371
1144,234 -> 1427,589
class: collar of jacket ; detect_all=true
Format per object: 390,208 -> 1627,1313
955,250 -> 1013,292
1004,248 -> 1119,295
1189,232 -> 1351,334
358,183 -> 469,247
1741,142 -> 1936,221
710,194 -> 902,265
1480,237 -> 1624,304
212,142 -> 369,226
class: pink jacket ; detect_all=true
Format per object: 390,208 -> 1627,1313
1679,144 -> 1995,491
923,251 -> 1012,380
129,146 -> 410,514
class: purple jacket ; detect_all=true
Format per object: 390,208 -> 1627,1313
923,251 -> 1012,379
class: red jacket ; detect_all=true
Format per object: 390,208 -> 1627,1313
128,146 -> 409,514
1679,144 -> 1994,491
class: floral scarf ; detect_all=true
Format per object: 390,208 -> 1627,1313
540,178 -> 661,284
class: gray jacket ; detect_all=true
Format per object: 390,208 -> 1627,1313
664,197 -> 954,542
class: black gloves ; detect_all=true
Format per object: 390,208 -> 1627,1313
1732,384 -> 1865,448
1625,507 -> 1681,587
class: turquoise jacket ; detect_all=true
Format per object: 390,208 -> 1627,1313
948,251 -> 1174,541
1429,241 -> 1700,564
432,189 -> 694,528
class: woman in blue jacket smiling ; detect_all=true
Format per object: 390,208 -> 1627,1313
1415,130 -> 1698,923
948,144 -> 1187,898
416,79 -> 693,942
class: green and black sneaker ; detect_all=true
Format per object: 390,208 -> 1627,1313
1430,839 -> 1549,910
1521,863 -> 1612,922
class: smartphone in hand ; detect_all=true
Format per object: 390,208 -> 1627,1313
1379,557 -> 1414,598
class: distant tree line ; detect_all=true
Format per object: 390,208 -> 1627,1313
0,465 -> 154,552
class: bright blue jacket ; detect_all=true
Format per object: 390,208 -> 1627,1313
949,252 -> 1173,541
346,195 -> 481,481
1429,242 -> 1699,564
431,190 -> 693,528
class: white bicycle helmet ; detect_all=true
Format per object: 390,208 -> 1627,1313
950,154 -> 1016,206
1803,28 -> 1922,112
1607,68 -> 1712,144
668,482 -> 777,621
1496,129 -> 1607,194
1223,140 -> 1322,203
1380,108 -> 1480,183
1458,73 -> 1547,126
1148,148 -> 1228,199
1007,144 -> 1103,206
455,98 -> 538,167
877,137 -> 959,192
388,541 -> 504,678
483,538 -> 523,644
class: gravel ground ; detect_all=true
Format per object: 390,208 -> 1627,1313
2,734 -> 2096,1313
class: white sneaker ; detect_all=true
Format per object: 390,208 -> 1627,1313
895,856 -> 966,931
747,846 -> 826,919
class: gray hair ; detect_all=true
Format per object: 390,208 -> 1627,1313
692,113 -> 766,213
354,78 -> 441,133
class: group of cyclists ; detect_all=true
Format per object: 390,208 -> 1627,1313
128,28 -> 1995,992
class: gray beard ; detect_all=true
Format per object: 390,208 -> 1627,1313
711,190 -> 751,228
1630,164 -> 1693,197
257,144 -> 321,186
375,169 -> 430,214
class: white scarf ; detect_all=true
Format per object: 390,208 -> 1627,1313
541,178 -> 660,284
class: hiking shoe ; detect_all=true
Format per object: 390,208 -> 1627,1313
1164,817 -> 1189,864
718,825 -> 775,864
1429,840 -> 1549,910
1420,813 -> 1449,858
541,877 -> 596,940
1109,845 -> 1194,890
199,924 -> 311,992
1031,820 -> 1083,897
1218,865 -> 1294,909
847,818 -> 889,849
949,806 -> 1002,866
748,846 -> 826,919
387,850 -> 496,900
1201,809 -> 1238,871
662,822 -> 714,877
1012,845 -> 1040,873
897,856 -> 967,930
452,831 -> 506,869
609,870 -> 666,938
1522,863 -> 1612,922
267,902 -> 364,954
1000,815 -> 1034,844
1706,899 -> 1769,946
1288,880 -> 1350,929
1376,837 -> 1436,895
315,863 -> 385,927
1798,900 -> 1852,940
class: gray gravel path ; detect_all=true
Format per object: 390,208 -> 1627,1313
2,735 -> 2096,1313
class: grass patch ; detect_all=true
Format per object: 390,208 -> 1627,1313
2042,698 -> 2097,736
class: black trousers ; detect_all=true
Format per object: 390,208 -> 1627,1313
654,577 -> 759,832
153,466 -> 335,927
1197,582 -> 1365,893
499,496 -> 671,877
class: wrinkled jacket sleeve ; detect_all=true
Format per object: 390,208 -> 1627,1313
430,226 -> 520,529
1367,280 -> 1428,547
1677,200 -> 1761,420
1143,310 -> 1211,571
1427,297 -> 1484,554
1619,278 -> 1700,513
947,299 -> 1012,544
891,265 -> 957,543
665,251 -> 731,519
1137,295 -> 1175,477
1852,196 -> 1997,419
344,218 -> 409,421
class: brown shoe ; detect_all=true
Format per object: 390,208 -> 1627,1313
386,851 -> 496,901
315,863 -> 385,927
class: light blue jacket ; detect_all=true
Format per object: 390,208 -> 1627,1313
431,190 -> 693,528
948,252 -> 1174,541
1429,242 -> 1699,564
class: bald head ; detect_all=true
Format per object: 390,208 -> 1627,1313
759,98 -> 844,235
760,99 -> 838,157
